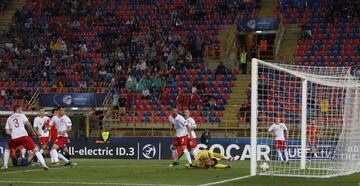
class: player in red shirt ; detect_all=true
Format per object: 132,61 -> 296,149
33,108 -> 51,156
1,105 -> 49,170
46,108 -> 59,149
307,120 -> 320,160
169,108 -> 193,167
9,145 -> 36,167
47,106 -> 73,166
184,110 -> 198,158
268,118 -> 289,164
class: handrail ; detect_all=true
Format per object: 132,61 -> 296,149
275,15 -> 285,60
27,87 -> 40,110
88,110 -> 252,137
224,21 -> 239,67
102,86 -> 115,119
102,87 -> 114,106
89,110 -> 252,137
102,110 -> 251,124
0,86 -> 111,92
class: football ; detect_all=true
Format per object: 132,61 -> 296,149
260,162 -> 270,171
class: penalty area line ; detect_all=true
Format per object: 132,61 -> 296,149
0,180 -> 189,186
3,164 -> 164,174
197,175 -> 253,186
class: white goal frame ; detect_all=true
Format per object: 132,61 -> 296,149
250,58 -> 360,178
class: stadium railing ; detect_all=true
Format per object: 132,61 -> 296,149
86,110 -> 251,137
274,15 -> 285,58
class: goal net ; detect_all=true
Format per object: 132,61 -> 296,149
250,59 -> 360,178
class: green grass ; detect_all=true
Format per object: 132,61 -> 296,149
0,159 -> 359,186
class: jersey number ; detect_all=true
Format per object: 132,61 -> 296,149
13,119 -> 19,128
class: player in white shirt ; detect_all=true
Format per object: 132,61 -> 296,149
268,118 -> 290,163
48,106 -> 72,166
184,110 -> 198,158
33,108 -> 50,155
1,105 -> 49,170
169,108 -> 193,167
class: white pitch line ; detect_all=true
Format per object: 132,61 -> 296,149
2,166 -> 68,174
0,180 -> 189,186
197,175 -> 253,186
2,164 -> 163,174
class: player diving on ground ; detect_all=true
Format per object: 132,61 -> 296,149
192,150 -> 234,169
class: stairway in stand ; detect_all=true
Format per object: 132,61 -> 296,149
220,73 -> 251,136
0,0 -> 25,32
276,24 -> 302,62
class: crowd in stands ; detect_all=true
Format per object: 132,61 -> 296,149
0,0 -> 260,125
0,0 -> 11,15
280,0 -> 360,67
238,0 -> 360,124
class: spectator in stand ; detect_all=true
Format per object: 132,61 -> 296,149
0,0 -> 11,13
136,58 -> 147,74
239,103 -> 251,123
191,82 -> 197,94
118,74 -> 127,90
152,74 -> 162,90
190,92 -> 201,110
240,47 -> 247,74
125,93 -> 134,113
239,104 -> 248,117
141,88 -> 150,99
197,81 -> 206,95
215,61 -> 226,76
185,51 -> 193,65
0,0 -> 258,111
118,95 -> 126,116
125,75 -> 137,92
355,64 -> 360,77
167,49 -> 179,68
247,83 -> 251,99
202,95 -> 212,108
160,91 -> 170,105
209,97 -> 218,111
176,93 -> 184,110
301,25 -> 312,40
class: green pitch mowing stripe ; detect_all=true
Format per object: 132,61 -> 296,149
0,159 -> 249,186
0,181 -> 187,186
0,159 -> 359,186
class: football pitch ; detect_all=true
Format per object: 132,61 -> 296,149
0,159 -> 359,186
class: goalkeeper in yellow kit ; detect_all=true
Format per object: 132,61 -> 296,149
192,150 -> 234,169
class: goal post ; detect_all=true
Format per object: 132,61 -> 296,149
250,58 -> 258,176
250,58 -> 360,178
300,79 -> 307,170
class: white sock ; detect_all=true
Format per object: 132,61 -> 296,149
3,149 -> 10,168
172,149 -> 178,162
277,150 -> 284,161
183,149 -> 192,164
58,152 -> 70,163
35,152 -> 46,167
50,149 -> 59,163
284,149 -> 289,162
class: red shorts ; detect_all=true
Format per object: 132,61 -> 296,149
187,138 -> 197,149
172,136 -> 188,147
39,137 -> 49,147
308,136 -> 316,145
276,140 -> 287,150
7,136 -> 36,150
54,136 -> 69,148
